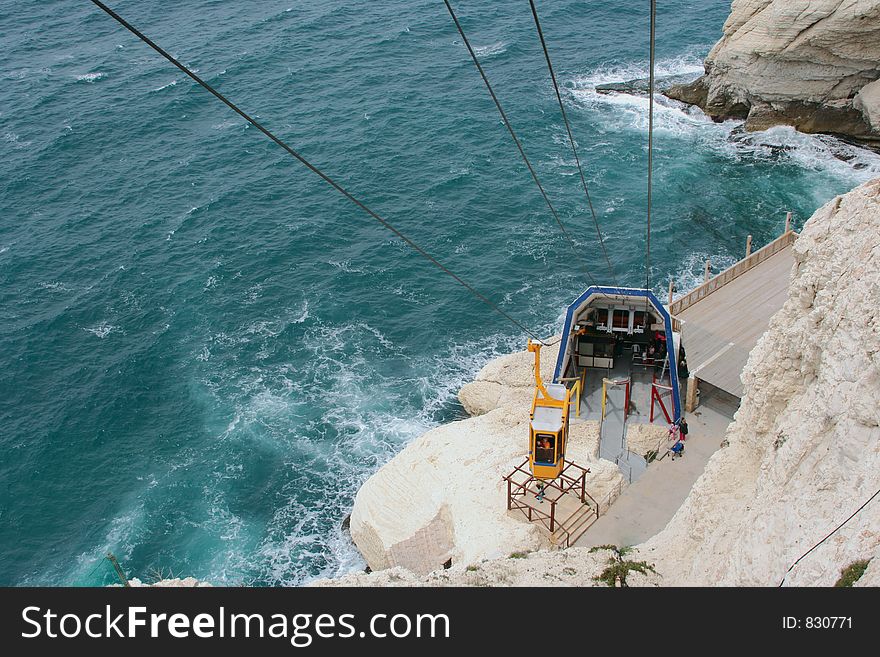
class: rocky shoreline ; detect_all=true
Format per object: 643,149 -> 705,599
663,0 -> 880,148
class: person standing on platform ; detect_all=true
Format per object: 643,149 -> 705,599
678,417 -> 689,441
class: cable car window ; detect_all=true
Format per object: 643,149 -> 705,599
593,341 -> 614,358
535,433 -> 556,463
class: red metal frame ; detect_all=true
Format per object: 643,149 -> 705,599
650,372 -> 672,424
503,459 -> 600,547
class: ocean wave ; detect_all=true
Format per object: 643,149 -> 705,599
4,131 -> 32,149
83,322 -> 120,339
569,52 -> 705,91
151,79 -> 178,92
716,126 -> 880,181
473,41 -> 508,59
38,281 -> 71,292
75,72 -> 104,83
188,304 -> 534,585
670,249 -> 739,297
212,118 -> 243,130
65,503 -> 146,585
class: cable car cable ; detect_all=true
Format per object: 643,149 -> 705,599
527,0 -> 619,290
443,0 -> 600,288
89,0 -> 547,343
779,487 -> 879,586
645,0 -> 657,302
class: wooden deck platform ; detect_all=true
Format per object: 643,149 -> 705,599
672,229 -> 796,401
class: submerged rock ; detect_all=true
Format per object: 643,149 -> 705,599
595,72 -> 700,97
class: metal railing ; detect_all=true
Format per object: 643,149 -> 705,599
557,374 -> 584,418
670,229 -> 798,316
593,478 -> 624,514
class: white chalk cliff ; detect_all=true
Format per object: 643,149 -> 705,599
666,0 -> 880,142
641,176 -> 880,586
323,177 -> 880,587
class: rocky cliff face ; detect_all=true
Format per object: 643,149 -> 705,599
641,177 -> 880,586
666,0 -> 880,143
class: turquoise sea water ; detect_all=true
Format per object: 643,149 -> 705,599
1,0 -> 878,586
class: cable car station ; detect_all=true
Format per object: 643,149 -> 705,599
505,287 -> 685,545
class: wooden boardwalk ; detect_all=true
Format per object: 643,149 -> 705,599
673,230 -> 796,400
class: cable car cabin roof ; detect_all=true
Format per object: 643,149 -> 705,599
565,287 -> 666,322
531,405 -> 563,433
553,286 -> 682,421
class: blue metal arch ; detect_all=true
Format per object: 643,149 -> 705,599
553,286 -> 681,422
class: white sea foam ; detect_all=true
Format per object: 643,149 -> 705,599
212,118 -> 241,130
243,283 -> 263,304
4,132 -> 32,149
151,79 -> 178,92
670,250 -> 739,297
714,126 -> 880,183
473,41 -> 508,59
75,72 -> 104,83
292,299 -> 310,324
66,502 -> 145,585
38,281 -> 70,292
83,322 -> 119,339
327,258 -> 368,274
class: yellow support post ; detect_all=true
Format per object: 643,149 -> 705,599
527,340 -> 550,401
601,379 -> 607,419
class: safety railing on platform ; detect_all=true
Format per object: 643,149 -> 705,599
594,478 -> 624,514
557,372 -> 585,418
670,228 -> 798,316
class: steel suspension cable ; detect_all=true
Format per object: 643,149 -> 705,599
527,0 -> 619,289
443,0 -> 600,288
90,0 -> 545,342
779,487 -> 880,586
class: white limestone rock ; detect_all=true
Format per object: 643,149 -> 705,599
458,339 -> 560,416
348,405 -> 545,575
641,178 -> 880,586
666,0 -> 880,141
349,338 -> 624,575
854,79 -> 880,132
312,545 -> 659,587
125,577 -> 211,587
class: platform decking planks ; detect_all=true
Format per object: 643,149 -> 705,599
677,245 -> 794,398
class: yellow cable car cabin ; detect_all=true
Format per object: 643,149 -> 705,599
527,340 -> 579,480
